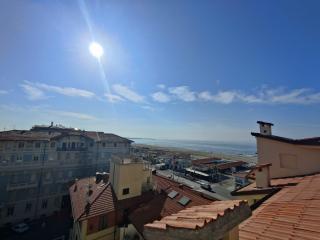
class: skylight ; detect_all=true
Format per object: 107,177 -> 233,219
178,196 -> 191,206
168,190 -> 178,199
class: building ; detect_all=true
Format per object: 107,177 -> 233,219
252,120 -> 320,178
143,121 -> 320,240
0,123 -> 132,226
69,155 -> 216,240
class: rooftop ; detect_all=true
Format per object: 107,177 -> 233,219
252,132 -> 320,146
232,175 -> 304,196
144,200 -> 249,230
129,174 -> 215,233
69,176 -> 116,221
239,173 -> 320,240
0,128 -> 132,143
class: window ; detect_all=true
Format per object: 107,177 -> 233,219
33,156 -> 39,161
102,142 -> 106,147
71,142 -> 75,149
62,142 -> 67,149
122,188 -> 129,195
90,143 -> 94,147
41,199 -> 48,209
98,215 -> 108,230
35,142 -> 41,148
50,142 -> 55,148
7,206 -> 14,216
18,142 -> 24,148
16,155 -> 23,162
25,203 -> 32,212
114,143 -> 117,147
80,142 -> 84,147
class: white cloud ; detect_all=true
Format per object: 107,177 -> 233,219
20,84 -> 46,100
151,91 -> 171,103
198,91 -> 214,101
20,81 -> 95,99
198,87 -> 320,105
198,91 -> 236,104
35,82 -> 95,98
157,84 -> 166,89
169,86 -> 196,102
212,91 -> 237,104
104,93 -> 125,103
0,90 -> 8,95
112,84 -> 144,103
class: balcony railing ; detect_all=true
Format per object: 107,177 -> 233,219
7,182 -> 38,191
56,147 -> 88,151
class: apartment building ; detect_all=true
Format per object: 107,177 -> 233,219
0,123 -> 132,226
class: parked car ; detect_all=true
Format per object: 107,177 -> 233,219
199,182 -> 214,192
11,223 -> 29,233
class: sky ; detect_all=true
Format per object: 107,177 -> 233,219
1,0 -> 320,143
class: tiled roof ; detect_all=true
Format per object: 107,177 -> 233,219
84,131 -> 133,143
144,200 -> 248,230
239,174 -> 320,240
0,130 -> 60,141
232,176 -> 304,195
69,176 -> 117,221
252,132 -> 320,146
0,129 -> 132,143
129,174 -> 215,233
153,174 -> 214,216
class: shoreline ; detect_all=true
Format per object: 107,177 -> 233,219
132,143 -> 257,164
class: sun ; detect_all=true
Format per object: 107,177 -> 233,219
89,42 -> 104,59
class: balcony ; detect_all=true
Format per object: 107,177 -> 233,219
56,147 -> 88,152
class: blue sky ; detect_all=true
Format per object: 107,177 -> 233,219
1,0 -> 320,143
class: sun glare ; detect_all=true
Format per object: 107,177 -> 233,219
89,42 -> 104,59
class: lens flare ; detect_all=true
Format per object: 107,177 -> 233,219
89,42 -> 104,59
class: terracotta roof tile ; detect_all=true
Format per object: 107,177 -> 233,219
239,174 -> 320,240
69,176 -> 116,221
233,175 -> 304,195
129,174 -> 215,233
145,200 -> 247,230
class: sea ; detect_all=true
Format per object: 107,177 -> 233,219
130,138 -> 256,157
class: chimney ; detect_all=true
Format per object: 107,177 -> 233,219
254,163 -> 272,188
95,172 -> 102,183
101,172 -> 108,183
257,121 -> 273,136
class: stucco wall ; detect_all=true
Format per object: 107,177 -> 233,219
110,161 -> 151,200
257,138 -> 320,178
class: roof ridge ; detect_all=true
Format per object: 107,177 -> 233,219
77,182 -> 112,221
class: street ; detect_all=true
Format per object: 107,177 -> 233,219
156,169 -> 235,200
0,210 -> 72,240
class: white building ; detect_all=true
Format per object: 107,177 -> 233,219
0,123 -> 132,226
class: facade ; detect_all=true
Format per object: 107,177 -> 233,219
0,124 -> 132,226
252,121 -> 320,178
